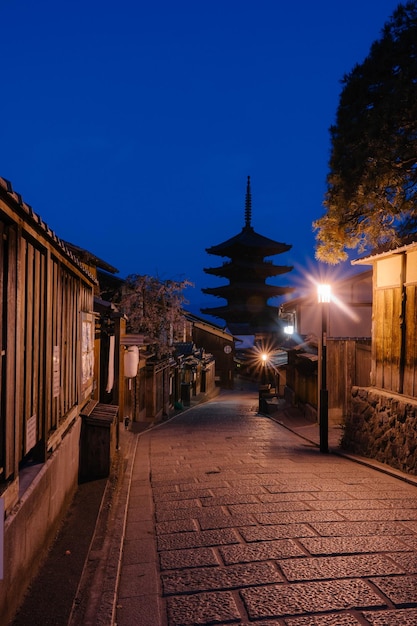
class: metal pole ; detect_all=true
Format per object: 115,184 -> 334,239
319,302 -> 329,453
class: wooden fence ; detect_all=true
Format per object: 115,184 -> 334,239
286,338 -> 371,423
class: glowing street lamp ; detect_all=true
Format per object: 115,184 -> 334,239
318,283 -> 331,453
261,352 -> 268,384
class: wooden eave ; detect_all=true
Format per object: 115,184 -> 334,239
352,240 -> 417,265
63,240 -> 119,274
0,176 -> 97,285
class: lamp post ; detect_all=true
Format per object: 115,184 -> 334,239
258,352 -> 270,413
317,284 -> 331,454
261,352 -> 268,385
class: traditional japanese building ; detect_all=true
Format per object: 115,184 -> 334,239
201,177 -> 294,334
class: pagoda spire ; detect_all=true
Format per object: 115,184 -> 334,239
245,175 -> 252,228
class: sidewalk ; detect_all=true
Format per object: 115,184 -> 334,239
113,390 -> 417,625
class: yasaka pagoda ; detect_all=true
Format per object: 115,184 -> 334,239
201,176 -> 294,335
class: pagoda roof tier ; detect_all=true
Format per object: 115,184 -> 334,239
204,259 -> 293,279
206,224 -> 291,259
202,283 -> 294,298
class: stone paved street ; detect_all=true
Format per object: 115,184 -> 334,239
114,389 -> 417,625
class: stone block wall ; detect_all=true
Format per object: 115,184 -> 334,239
342,386 -> 417,475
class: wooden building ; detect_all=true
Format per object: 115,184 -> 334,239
0,177 -> 97,624
279,270 -> 373,424
201,177 -> 294,335
183,312 -> 235,388
343,239 -> 417,474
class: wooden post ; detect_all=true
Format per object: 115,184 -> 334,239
112,313 -> 126,450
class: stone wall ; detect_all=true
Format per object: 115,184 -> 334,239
343,386 -> 417,475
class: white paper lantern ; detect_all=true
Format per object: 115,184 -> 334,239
124,345 -> 139,378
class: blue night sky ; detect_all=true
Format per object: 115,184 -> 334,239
0,0 -> 401,320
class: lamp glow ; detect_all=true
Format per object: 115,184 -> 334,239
317,284 -> 331,303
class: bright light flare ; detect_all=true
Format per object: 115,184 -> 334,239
317,284 -> 331,303
244,341 -> 277,379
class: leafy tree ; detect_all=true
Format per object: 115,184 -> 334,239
116,274 -> 193,356
314,1 -> 417,264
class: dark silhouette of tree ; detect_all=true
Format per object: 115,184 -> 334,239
314,1 -> 417,264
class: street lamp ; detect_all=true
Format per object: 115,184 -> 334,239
261,352 -> 268,384
318,283 -> 331,453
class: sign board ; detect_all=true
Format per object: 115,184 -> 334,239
26,414 -> 37,455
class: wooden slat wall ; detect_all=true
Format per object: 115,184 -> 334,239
21,236 -> 47,458
355,343 -> 371,387
49,259 -> 82,430
0,210 -> 94,482
404,284 -> 417,397
374,288 -> 401,392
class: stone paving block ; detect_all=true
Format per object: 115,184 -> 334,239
370,574 -> 417,606
301,491 -> 357,501
197,512 -> 256,530
363,607 -> 417,625
159,546 -> 219,570
239,523 -> 317,542
219,538 -> 305,565
151,476 -> 196,486
265,481 -> 322,493
227,476 -> 281,487
205,484 -> 269,495
155,505 -> 204,523
299,535 -> 410,556
284,613 -> 363,625
402,521 -> 417,533
345,489 -> 416,500
241,579 -> 386,620
227,502 -> 312,515
309,521 -> 410,537
400,535 -> 417,551
340,509 -> 417,521
306,499 -> 388,511
155,518 -> 197,535
200,493 -> 260,506
154,498 -> 200,512
258,492 -> 318,502
165,589 -> 241,624
153,487 -> 213,501
279,554 -> 404,581
161,561 -> 283,595
255,510 -> 345,525
151,484 -> 179,495
157,528 -> 240,551
384,498 -> 417,509
388,551 -> 417,573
